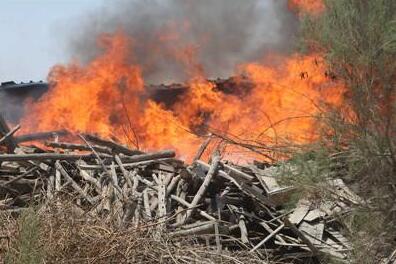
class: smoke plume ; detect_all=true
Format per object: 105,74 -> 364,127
69,0 -> 298,83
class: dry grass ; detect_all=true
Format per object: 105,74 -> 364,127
0,199 -> 267,264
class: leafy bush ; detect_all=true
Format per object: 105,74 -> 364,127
300,0 -> 396,260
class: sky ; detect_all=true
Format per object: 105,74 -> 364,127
0,0 -> 104,83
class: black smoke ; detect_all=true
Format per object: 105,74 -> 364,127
68,0 -> 298,83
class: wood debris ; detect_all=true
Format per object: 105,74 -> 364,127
0,120 -> 360,262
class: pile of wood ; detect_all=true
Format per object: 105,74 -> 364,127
0,116 -> 358,262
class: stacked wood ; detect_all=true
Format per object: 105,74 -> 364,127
0,124 -> 359,262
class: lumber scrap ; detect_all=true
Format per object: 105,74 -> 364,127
0,114 -> 18,152
15,130 -> 68,143
45,141 -> 112,154
0,153 -> 110,162
82,133 -> 142,156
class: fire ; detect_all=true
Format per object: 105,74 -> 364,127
20,29 -> 344,161
18,0 -> 345,161
288,0 -> 325,15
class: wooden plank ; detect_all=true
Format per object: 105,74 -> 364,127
238,215 -> 249,244
82,133 -> 142,156
15,130 -> 68,143
240,182 -> 276,208
0,124 -> 20,146
223,163 -> 255,181
0,114 -> 18,152
0,153 -> 110,162
288,200 -> 311,225
157,172 -> 167,224
193,135 -> 212,162
45,141 -> 112,154
120,150 -> 176,163
304,209 -> 326,222
299,221 -> 325,246
284,218 -> 319,256
55,161 -> 95,204
250,223 -> 285,252
180,154 -> 221,225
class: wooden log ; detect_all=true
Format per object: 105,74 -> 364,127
194,160 -> 242,189
299,221 -> 325,246
0,153 -> 110,162
79,135 -> 124,196
193,135 -> 212,162
175,179 -> 188,224
222,164 -> 255,181
47,175 -> 55,199
0,114 -> 18,152
55,169 -> 61,191
181,154 -> 221,225
110,162 -> 123,200
259,221 -> 287,244
0,167 -> 37,187
15,130 -> 68,143
45,141 -> 112,154
120,150 -> 176,163
149,174 -> 179,211
250,223 -> 285,252
238,215 -> 249,244
82,133 -> 142,156
114,155 -> 133,188
285,218 -> 319,256
157,172 -> 167,228
143,189 -> 152,220
78,158 -> 177,170
239,182 -> 276,208
170,222 -> 217,237
288,200 -> 311,225
55,161 -> 95,204
170,195 -> 216,221
0,124 -> 20,146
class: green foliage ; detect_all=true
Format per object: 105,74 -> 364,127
6,208 -> 44,264
300,0 -> 396,260
302,0 -> 396,127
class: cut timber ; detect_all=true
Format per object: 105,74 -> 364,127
328,178 -> 362,205
181,154 -> 220,225
194,160 -> 242,189
0,153 -> 110,162
285,218 -> 319,256
0,114 -> 18,152
82,133 -> 142,156
170,222 -> 228,237
326,227 -> 352,249
299,221 -> 325,246
238,215 -> 249,244
55,161 -> 95,204
223,163 -> 255,181
120,150 -> 176,163
0,124 -> 20,146
157,172 -> 167,225
240,182 -> 276,208
304,209 -> 326,222
288,200 -> 311,225
170,195 -> 216,221
193,135 -> 212,162
46,142 -> 112,155
15,130 -> 68,143
250,223 -> 285,252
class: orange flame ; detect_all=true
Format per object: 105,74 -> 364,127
288,0 -> 325,15
21,30 -> 345,161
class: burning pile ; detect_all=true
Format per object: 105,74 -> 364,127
0,115 -> 357,262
